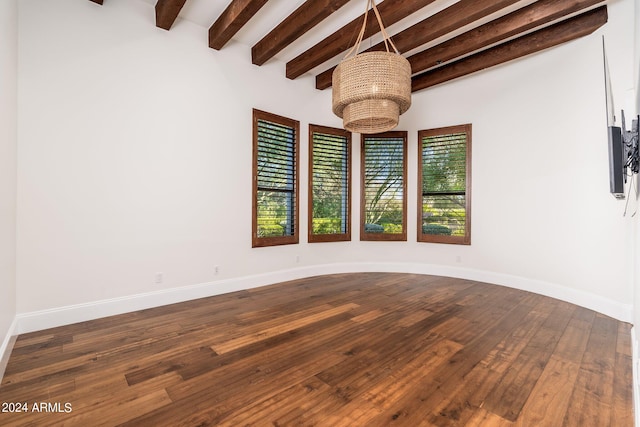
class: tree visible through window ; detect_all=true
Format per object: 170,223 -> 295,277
252,109 -> 299,247
418,124 -> 471,244
361,132 -> 407,241
309,125 -> 351,243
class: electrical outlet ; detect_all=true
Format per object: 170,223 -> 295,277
456,256 -> 462,263
296,255 -> 300,263
214,265 -> 219,275
155,272 -> 163,284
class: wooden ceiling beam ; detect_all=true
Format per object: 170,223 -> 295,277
89,0 -> 103,4
315,0 -> 520,90
411,6 -> 607,92
371,0 -> 521,54
155,0 -> 187,30
408,0 -> 604,74
209,0 -> 269,51
252,0 -> 352,66
286,0 -> 437,80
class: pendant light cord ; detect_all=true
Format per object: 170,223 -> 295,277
343,0 -> 400,60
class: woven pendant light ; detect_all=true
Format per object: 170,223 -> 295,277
332,0 -> 411,134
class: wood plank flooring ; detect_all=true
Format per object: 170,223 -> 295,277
0,273 -> 633,426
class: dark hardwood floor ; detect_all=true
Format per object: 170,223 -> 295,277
0,273 -> 633,426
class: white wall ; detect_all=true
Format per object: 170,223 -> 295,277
634,0 -> 640,332
16,0 -> 339,316
14,0 -> 637,334
401,0 -> 636,316
0,0 -> 18,374
636,0 -> 640,114
631,0 -> 640,423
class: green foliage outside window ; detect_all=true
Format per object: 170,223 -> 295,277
361,133 -> 407,241
419,125 -> 471,244
252,110 -> 299,247
309,126 -> 351,242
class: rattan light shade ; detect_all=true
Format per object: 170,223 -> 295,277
332,51 -> 411,134
331,1 -> 412,134
342,98 -> 399,134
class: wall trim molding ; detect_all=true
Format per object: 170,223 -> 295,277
15,262 -> 633,335
0,317 -> 18,382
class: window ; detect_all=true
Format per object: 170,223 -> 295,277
309,125 -> 351,243
361,131 -> 407,241
252,109 -> 299,247
418,124 -> 471,245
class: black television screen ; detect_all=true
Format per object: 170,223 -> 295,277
608,125 -> 624,199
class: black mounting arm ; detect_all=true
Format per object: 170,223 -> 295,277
621,111 -> 639,176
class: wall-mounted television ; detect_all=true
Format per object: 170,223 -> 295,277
603,38 -> 639,199
608,125 -> 624,198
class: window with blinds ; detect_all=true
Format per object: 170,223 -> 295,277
309,125 -> 351,243
252,109 -> 299,247
418,124 -> 471,245
361,131 -> 407,241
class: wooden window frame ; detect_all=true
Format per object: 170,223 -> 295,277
308,124 -> 352,243
360,131 -> 408,242
418,124 -> 472,245
252,109 -> 300,248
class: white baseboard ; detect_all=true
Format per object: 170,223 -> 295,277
14,262 -> 633,335
0,317 -> 18,382
632,327 -> 639,427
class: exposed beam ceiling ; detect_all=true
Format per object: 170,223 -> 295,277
89,0 -> 608,94
155,0 -> 187,30
371,0 -> 523,54
286,0 -> 438,80
316,0 -> 606,89
407,0 -> 604,76
209,0 -> 270,51
412,6 -> 608,92
252,0 -> 353,66
315,0 -> 523,89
